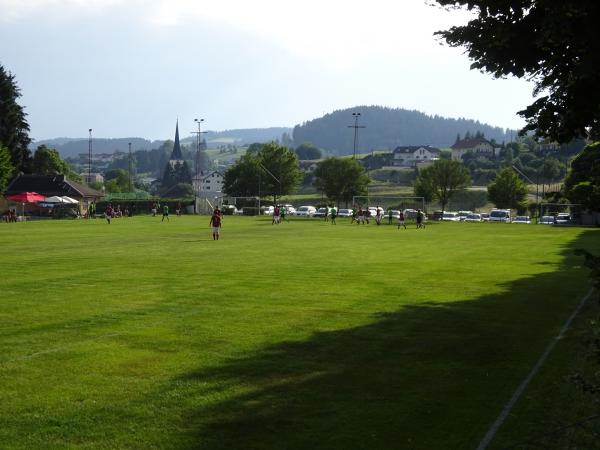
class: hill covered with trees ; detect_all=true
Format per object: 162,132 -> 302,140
292,106 -> 513,155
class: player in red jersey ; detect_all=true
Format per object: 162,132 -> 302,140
209,209 -> 222,240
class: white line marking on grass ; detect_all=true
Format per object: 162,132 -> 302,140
476,287 -> 594,450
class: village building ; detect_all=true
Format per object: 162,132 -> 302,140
392,146 -> 441,167
3,174 -> 103,217
198,170 -> 224,193
451,137 -> 496,161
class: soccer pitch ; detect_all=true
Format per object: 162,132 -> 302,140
1,216 -> 598,449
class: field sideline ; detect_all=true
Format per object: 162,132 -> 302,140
1,216 -> 599,449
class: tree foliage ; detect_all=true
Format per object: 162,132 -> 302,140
0,65 -> 31,172
162,161 -> 192,190
295,142 -> 322,160
223,142 -> 301,203
255,143 -> 302,203
0,143 -> 15,193
104,169 -> 130,193
433,1 -> 600,142
222,153 -> 261,198
487,167 -> 528,211
313,158 -> 370,207
414,159 -> 471,212
31,145 -> 74,178
564,141 -> 600,211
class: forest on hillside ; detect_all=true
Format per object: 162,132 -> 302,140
292,106 -> 514,155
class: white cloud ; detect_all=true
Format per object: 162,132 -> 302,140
2,0 -> 472,67
141,0 -> 474,67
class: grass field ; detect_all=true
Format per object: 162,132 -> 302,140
1,216 -> 599,449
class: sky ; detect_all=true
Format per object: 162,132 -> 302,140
0,0 -> 535,142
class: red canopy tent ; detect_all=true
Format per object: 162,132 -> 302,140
6,192 -> 46,202
5,192 -> 46,220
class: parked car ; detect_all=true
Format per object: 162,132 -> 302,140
489,209 -> 511,223
540,215 -> 555,224
480,212 -> 490,221
432,211 -> 444,221
337,208 -> 353,217
403,209 -> 419,219
368,207 -> 380,218
221,205 -> 239,215
314,207 -> 329,218
513,215 -> 531,224
555,213 -> 571,224
260,205 -> 274,215
442,212 -> 460,221
464,213 -> 482,222
458,210 -> 473,221
388,210 -> 401,220
295,206 -> 316,217
281,204 -> 296,215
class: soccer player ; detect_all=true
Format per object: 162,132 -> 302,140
209,209 -> 222,240
387,208 -> 393,225
105,204 -> 113,224
398,211 -> 407,229
162,204 -> 169,222
416,209 -> 425,229
272,205 -> 281,225
330,206 -> 337,225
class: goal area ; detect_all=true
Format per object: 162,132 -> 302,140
351,196 -> 425,211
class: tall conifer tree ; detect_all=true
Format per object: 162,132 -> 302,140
0,65 -> 31,172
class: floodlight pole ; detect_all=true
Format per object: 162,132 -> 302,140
88,128 -> 93,184
192,118 -> 207,214
347,112 -> 366,159
128,142 -> 132,192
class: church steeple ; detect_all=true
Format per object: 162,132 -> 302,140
170,120 -> 183,161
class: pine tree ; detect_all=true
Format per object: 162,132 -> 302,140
0,143 -> 15,192
0,65 -> 31,172
455,133 -> 461,144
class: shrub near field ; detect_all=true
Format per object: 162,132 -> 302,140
0,217 -> 598,449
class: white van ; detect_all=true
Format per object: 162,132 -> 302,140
489,209 -> 511,223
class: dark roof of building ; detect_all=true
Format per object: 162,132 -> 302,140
393,146 -> 441,154
451,138 -> 493,149
170,120 -> 183,160
4,174 -> 104,198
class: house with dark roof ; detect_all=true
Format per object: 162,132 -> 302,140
451,138 -> 496,161
4,174 -> 103,215
392,146 -> 441,167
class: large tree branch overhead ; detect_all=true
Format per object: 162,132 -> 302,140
432,0 -> 600,142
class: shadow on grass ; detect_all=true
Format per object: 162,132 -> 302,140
170,230 -> 599,450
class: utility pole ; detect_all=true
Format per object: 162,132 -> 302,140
88,128 -> 93,184
347,112 -> 365,159
128,142 -> 132,192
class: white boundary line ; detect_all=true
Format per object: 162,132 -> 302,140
476,287 -> 595,450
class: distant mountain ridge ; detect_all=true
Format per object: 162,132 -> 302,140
32,128 -> 292,158
32,107 -> 516,158
293,106 -> 515,155
30,138 -> 158,158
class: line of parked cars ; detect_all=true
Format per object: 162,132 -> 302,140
436,209 -> 575,225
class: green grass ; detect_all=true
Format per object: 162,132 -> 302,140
0,217 -> 598,449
